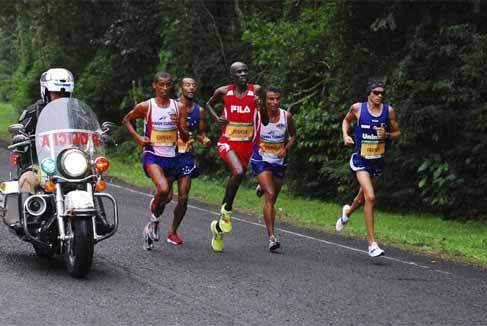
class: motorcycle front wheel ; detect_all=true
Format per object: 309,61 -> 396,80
64,218 -> 94,278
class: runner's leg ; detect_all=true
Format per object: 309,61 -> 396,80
146,164 -> 171,217
270,174 -> 284,241
257,171 -> 276,238
221,150 -> 245,211
171,175 -> 191,234
355,171 -> 376,245
346,187 -> 365,217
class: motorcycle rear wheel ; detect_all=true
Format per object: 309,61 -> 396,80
64,218 -> 94,278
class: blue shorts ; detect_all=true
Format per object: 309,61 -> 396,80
175,152 -> 199,178
142,151 -> 177,178
251,160 -> 286,178
349,153 -> 384,177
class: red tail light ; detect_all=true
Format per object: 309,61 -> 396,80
10,153 -> 20,166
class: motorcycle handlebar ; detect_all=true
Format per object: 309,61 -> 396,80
8,140 -> 31,149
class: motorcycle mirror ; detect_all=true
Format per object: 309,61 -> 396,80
8,123 -> 25,135
101,121 -> 116,132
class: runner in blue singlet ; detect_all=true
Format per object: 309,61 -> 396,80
166,77 -> 211,245
336,80 -> 401,257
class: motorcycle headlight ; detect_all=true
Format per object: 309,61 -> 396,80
59,149 -> 88,178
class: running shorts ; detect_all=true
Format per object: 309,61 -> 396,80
349,152 -> 384,177
217,136 -> 253,169
251,160 -> 286,178
142,151 -> 177,178
175,152 -> 200,178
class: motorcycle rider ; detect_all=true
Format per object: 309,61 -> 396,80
19,68 -> 75,136
15,68 -> 75,193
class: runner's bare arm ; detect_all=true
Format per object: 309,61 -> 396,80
342,103 -> 360,146
196,106 -> 211,148
386,106 -> 401,142
122,101 -> 150,147
178,101 -> 190,143
280,111 -> 297,158
206,86 -> 228,127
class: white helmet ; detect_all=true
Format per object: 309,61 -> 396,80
40,68 -> 75,103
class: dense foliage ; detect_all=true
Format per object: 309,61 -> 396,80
1,0 -> 485,219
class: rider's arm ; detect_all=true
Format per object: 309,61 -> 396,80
122,102 -> 150,147
342,103 -> 359,146
284,111 -> 297,153
206,86 -> 226,124
19,110 -> 35,133
386,106 -> 401,142
196,106 -> 211,148
19,103 -> 42,135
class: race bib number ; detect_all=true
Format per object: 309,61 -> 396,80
177,137 -> 193,153
225,123 -> 253,141
260,142 -> 284,155
361,141 -> 385,159
151,129 -> 177,146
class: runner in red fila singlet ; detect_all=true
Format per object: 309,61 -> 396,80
206,62 -> 261,252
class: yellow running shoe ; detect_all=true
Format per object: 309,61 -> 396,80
218,204 -> 232,233
211,220 -> 224,252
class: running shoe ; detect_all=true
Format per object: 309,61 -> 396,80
210,220 -> 224,252
147,218 -> 160,241
167,232 -> 183,245
268,236 -> 280,252
368,242 -> 384,257
218,204 -> 232,233
255,184 -> 263,198
143,223 -> 154,251
335,204 -> 351,232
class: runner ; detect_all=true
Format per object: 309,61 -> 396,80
206,62 -> 261,252
251,86 -> 297,251
122,71 -> 188,250
167,77 -> 211,245
336,80 -> 401,257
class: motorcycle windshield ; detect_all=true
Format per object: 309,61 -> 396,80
35,98 -> 104,178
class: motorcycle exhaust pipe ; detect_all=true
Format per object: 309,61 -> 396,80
24,195 -> 47,217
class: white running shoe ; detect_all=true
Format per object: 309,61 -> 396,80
336,205 -> 351,232
143,224 -> 154,251
268,236 -> 280,252
368,242 -> 384,257
148,219 -> 160,241
255,184 -> 263,198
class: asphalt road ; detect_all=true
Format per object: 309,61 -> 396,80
0,146 -> 486,326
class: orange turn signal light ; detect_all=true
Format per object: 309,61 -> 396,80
10,153 -> 21,166
95,156 -> 110,173
44,180 -> 56,193
96,179 -> 106,192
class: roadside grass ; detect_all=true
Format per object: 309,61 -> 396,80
0,103 -> 17,140
0,103 -> 485,267
108,158 -> 487,267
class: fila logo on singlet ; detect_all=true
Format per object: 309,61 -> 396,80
230,105 -> 251,113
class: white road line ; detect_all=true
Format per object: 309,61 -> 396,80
109,183 -> 452,275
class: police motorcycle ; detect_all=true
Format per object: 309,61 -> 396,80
0,97 -> 118,278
